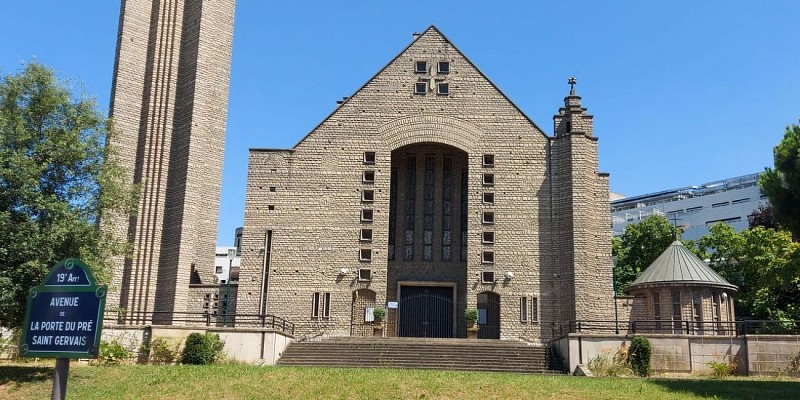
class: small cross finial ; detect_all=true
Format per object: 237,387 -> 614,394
568,77 -> 577,95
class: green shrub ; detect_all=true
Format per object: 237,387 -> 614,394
148,337 -> 181,365
98,339 -> 131,365
181,333 -> 225,365
587,345 -> 633,377
465,309 -> 478,323
628,336 -> 652,377
373,308 -> 386,322
707,359 -> 736,377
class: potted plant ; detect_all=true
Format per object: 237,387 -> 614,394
466,309 -> 479,339
372,308 -> 386,337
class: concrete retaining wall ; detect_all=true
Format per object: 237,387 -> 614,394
554,334 -> 799,376
103,325 -> 293,365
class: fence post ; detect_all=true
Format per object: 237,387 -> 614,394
204,311 -> 210,326
685,321 -> 690,335
632,321 -> 637,334
577,321 -> 582,333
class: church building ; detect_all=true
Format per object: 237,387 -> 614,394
237,26 -> 614,342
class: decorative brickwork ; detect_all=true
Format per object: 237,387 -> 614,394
105,0 -> 235,324
238,26 -> 614,342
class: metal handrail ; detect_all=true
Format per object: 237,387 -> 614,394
103,310 -> 295,335
552,319 -> 800,338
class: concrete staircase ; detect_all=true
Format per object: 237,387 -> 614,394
276,337 -> 563,374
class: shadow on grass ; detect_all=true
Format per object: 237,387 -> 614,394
651,378 -> 800,400
0,365 -> 52,387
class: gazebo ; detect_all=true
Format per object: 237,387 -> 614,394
624,241 -> 738,335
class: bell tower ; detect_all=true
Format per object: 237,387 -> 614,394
105,0 -> 236,323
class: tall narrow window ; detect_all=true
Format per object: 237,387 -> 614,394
441,156 -> 453,261
460,170 -> 468,260
423,156 -> 435,261
671,290 -> 682,334
712,292 -> 722,334
531,298 -> 538,322
653,291 -> 662,332
404,155 -> 416,261
312,292 -> 331,319
692,291 -> 703,334
520,297 -> 528,322
323,292 -> 331,318
388,169 -> 398,261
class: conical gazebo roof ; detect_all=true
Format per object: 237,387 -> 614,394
625,241 -> 738,292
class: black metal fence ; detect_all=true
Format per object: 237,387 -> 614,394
103,310 -> 295,336
553,319 -> 800,338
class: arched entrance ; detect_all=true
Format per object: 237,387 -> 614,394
477,292 -> 500,339
351,289 -> 377,337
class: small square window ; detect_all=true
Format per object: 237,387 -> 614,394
482,251 -> 495,264
482,211 -> 495,224
415,61 -> 427,73
362,190 -> 375,202
269,186 -> 276,192
415,82 -> 427,94
437,83 -> 449,95
361,228 -> 373,242
483,192 -> 494,204
268,205 -> 275,210
438,61 -> 450,74
360,248 -> 372,261
483,174 -> 495,186
363,170 -> 375,183
363,151 -> 376,164
361,209 -> 374,222
358,268 -> 372,281
483,154 -> 495,166
215,266 -> 223,274
481,271 -> 495,284
482,231 -> 495,244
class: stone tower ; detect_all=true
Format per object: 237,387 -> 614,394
105,0 -> 236,323
550,79 -> 615,324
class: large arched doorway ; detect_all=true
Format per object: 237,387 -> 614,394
385,142 -> 469,339
351,289 -> 377,337
477,292 -> 500,339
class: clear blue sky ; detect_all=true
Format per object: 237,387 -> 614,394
2,1 -> 798,246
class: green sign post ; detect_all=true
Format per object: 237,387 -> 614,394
20,258 -> 107,400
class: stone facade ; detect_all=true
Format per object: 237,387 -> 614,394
105,0 -> 235,323
237,26 -> 614,342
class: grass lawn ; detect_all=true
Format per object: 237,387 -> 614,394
1,362 -> 799,400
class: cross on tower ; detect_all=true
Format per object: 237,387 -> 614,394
568,77 -> 577,95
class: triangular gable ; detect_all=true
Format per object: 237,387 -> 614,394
284,25 -> 549,150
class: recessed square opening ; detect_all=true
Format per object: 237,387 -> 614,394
363,170 -> 375,183
482,211 -> 495,224
358,268 -> 372,281
360,228 -> 373,242
415,61 -> 427,73
415,82 -> 427,94
437,82 -> 449,95
482,231 -> 495,244
483,192 -> 494,204
481,271 -> 495,283
438,61 -> 450,74
361,209 -> 374,222
483,154 -> 495,166
483,173 -> 495,186
363,151 -> 376,164
482,251 -> 495,264
362,190 -> 375,202
360,248 -> 372,261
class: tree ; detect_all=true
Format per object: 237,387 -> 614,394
699,223 -> 800,320
0,62 -> 135,328
747,203 -> 779,230
760,121 -> 800,238
613,215 -> 685,292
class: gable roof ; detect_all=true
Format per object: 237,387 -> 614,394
625,241 -> 738,292
282,25 -> 549,150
